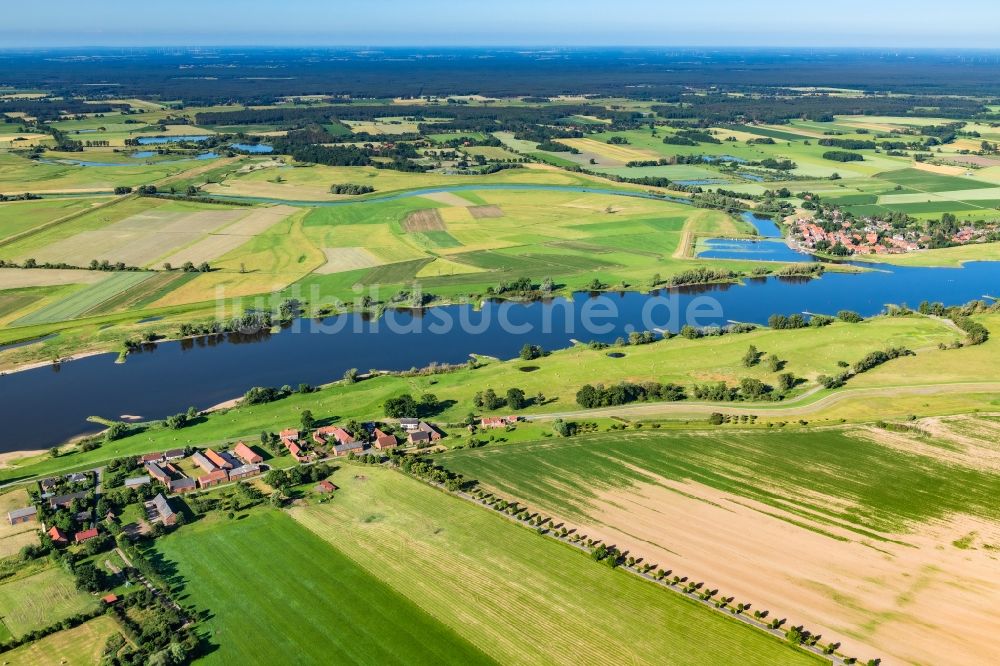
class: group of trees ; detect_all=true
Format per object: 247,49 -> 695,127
473,387 -> 536,411
384,392 -> 440,418
330,183 -> 375,195
822,150 -> 864,162
575,381 -> 685,408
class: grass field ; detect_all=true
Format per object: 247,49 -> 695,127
0,197 -> 112,242
0,566 -> 99,638
152,509 -> 493,665
1,615 -> 120,666
290,468 -> 820,665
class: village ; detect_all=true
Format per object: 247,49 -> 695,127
791,215 -> 998,256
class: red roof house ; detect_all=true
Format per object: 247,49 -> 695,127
102,593 -> 119,605
315,480 -> 337,494
74,528 -> 99,543
198,469 -> 228,489
204,448 -> 233,470
279,428 -> 299,441
313,425 -> 355,446
373,428 -> 398,450
47,526 -> 68,544
234,441 -> 263,465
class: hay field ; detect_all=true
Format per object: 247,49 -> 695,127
558,137 -> 662,164
0,489 -> 39,559
23,208 -> 246,267
1,615 -> 120,666
0,268 -> 108,288
157,205 -> 297,267
438,420 -> 1000,666
291,469 -> 819,666
0,566 -> 98,638
314,247 -> 382,274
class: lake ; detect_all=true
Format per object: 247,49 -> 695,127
136,135 -> 211,144
2,260 -> 998,450
230,143 -> 273,153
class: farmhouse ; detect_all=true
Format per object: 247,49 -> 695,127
480,416 -> 516,429
7,506 -> 37,525
204,448 -> 233,470
198,469 -> 228,489
279,428 -> 299,441
74,527 -> 99,543
407,422 -> 442,445
47,526 -> 68,544
313,425 -> 355,447
234,441 -> 263,464
124,476 -> 151,489
164,448 -> 186,461
66,472 -> 88,484
140,452 -> 165,464
145,461 -> 172,485
284,439 -> 310,462
399,418 -> 421,431
228,463 -> 261,481
148,494 -> 176,526
40,477 -> 58,491
170,478 -> 197,494
102,593 -> 119,605
333,440 -> 365,457
373,428 -> 398,450
192,451 -> 218,474
315,480 -> 337,494
48,490 -> 89,509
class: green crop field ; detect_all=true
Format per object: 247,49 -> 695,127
12,271 -> 156,325
290,468 -> 820,665
0,565 -> 99,638
152,509 -> 493,665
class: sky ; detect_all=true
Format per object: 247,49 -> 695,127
5,0 -> 1000,48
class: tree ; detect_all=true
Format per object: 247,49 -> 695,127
743,346 -> 761,367
384,394 -> 418,418
300,410 -> 315,431
343,368 -> 359,384
481,388 -> 504,411
506,388 -> 527,410
519,344 -> 543,361
777,373 -> 796,392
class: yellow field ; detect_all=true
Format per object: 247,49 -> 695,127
3,616 -> 121,666
558,137 -> 661,163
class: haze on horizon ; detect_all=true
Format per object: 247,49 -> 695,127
4,0 -> 1000,49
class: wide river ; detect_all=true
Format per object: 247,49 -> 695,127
2,188 -> 998,450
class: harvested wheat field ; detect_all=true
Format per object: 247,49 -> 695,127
23,208 -> 246,267
315,247 -> 383,274
438,422 -> 1000,666
0,268 -> 107,288
468,204 -> 504,219
402,209 -> 446,232
157,205 -> 296,266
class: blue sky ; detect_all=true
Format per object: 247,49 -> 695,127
5,0 -> 1000,48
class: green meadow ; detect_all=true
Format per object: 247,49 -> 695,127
152,509 -> 492,665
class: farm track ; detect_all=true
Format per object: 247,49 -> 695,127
530,381 -> 1000,421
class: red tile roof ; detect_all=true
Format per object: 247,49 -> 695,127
74,528 -> 99,543
102,593 -> 119,604
204,448 -> 232,469
48,526 -> 68,542
234,442 -> 263,464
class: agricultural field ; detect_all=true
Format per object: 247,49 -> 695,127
289,468 -> 819,665
436,418 -> 1000,666
152,509 -> 493,665
0,488 -> 39,558
1,615 -> 121,666
0,565 -> 99,639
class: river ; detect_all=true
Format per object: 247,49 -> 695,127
2,259 -> 998,450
